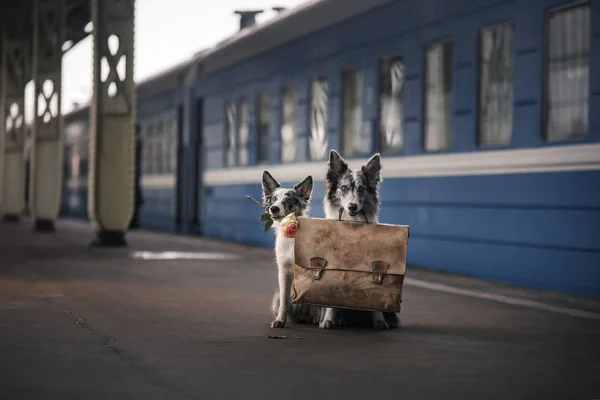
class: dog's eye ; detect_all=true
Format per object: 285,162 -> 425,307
358,186 -> 366,194
340,185 -> 349,192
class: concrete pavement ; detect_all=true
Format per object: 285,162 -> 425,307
1,218 -> 599,400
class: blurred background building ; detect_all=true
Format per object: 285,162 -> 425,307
58,0 -> 599,296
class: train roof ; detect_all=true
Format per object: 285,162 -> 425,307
191,0 -> 395,76
136,58 -> 193,99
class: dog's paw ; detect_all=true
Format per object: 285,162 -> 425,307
383,312 -> 400,328
373,319 -> 389,330
270,320 -> 286,329
319,319 -> 335,330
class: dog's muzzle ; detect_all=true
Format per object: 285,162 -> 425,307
269,205 -> 283,220
339,207 -> 369,223
347,203 -> 360,216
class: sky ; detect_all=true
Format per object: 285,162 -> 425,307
59,0 -> 310,114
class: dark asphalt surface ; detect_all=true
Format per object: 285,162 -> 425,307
1,219 -> 599,400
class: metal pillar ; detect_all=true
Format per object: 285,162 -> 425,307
88,0 -> 135,246
30,0 -> 66,233
0,37 -> 28,222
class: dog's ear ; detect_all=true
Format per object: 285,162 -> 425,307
262,171 -> 280,198
362,153 -> 381,182
327,149 -> 348,176
294,176 -> 313,201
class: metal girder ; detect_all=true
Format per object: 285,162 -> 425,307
29,0 -> 66,232
0,36 -> 29,219
88,0 -> 136,246
1,38 -> 29,151
0,0 -> 89,223
0,0 -> 90,81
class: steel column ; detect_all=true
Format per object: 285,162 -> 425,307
30,0 -> 66,232
0,37 -> 29,222
88,0 -> 136,246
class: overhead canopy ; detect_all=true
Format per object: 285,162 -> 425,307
0,0 -> 91,79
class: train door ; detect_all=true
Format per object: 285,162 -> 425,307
189,98 -> 203,234
175,104 -> 185,231
175,97 -> 203,234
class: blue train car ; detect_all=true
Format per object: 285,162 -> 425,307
62,105 -> 90,220
61,60 -> 191,232
185,0 -> 600,296
136,60 -> 190,232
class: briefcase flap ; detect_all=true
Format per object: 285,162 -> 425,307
294,217 -> 409,279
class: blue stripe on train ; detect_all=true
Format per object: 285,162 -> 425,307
202,169 -> 600,296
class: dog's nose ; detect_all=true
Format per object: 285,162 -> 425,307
348,203 -> 358,212
270,205 -> 280,214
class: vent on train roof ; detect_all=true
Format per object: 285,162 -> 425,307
234,10 -> 264,31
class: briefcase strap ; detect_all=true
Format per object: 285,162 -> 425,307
338,207 -> 369,223
337,209 -> 410,239
310,257 -> 327,280
307,257 -> 390,285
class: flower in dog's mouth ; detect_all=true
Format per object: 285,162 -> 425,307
280,213 -> 298,239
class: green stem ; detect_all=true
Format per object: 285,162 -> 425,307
245,195 -> 265,209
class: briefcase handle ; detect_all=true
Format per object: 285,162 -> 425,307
338,208 -> 369,223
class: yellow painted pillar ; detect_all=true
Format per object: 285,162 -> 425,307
30,0 -> 66,232
88,0 -> 136,246
0,37 -> 28,222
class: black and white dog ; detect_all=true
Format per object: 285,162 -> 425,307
262,171 -> 321,328
319,149 -> 399,330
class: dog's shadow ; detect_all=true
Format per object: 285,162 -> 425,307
282,321 -> 529,342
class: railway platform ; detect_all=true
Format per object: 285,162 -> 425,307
1,218 -> 599,399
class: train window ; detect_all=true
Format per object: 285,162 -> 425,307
155,130 -> 164,175
256,92 -> 270,164
146,122 -> 154,138
379,56 -> 404,153
341,68 -> 364,158
224,102 -> 236,167
169,115 -> 177,174
478,22 -> 514,147
309,76 -> 329,161
281,84 -> 297,163
424,40 -> 453,152
162,116 -> 170,175
145,136 -> 154,174
237,98 -> 249,166
545,1 -> 590,141
139,122 -> 150,174
161,115 -> 169,174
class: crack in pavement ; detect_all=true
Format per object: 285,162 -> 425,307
19,268 -> 196,400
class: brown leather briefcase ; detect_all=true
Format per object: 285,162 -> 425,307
291,217 -> 409,312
